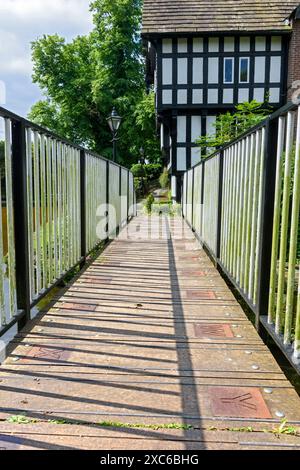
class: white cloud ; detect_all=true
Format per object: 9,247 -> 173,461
0,0 -> 93,116
0,0 -> 93,31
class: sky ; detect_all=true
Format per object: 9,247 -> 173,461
0,0 -> 94,118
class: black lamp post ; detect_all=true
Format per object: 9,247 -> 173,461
107,107 -> 122,162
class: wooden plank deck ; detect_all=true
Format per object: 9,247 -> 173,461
0,214 -> 300,450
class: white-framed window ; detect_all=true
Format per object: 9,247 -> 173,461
239,57 -> 250,83
224,58 -> 234,83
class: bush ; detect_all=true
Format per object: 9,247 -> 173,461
144,163 -> 162,181
159,168 -> 169,189
131,163 -> 146,178
145,193 -> 154,214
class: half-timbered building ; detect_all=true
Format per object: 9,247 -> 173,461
142,0 -> 300,201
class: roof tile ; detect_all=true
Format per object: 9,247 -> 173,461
142,1 -> 300,34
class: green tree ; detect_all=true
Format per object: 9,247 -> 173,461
29,0 -> 159,167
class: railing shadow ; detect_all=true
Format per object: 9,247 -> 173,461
165,216 -> 204,450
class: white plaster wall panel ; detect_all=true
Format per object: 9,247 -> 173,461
255,37 -> 266,51
177,116 -> 187,143
162,90 -> 172,104
160,123 -> 164,149
193,38 -> 203,52
271,36 -> 282,51
224,37 -> 235,52
208,58 -> 219,84
177,148 -> 187,171
269,87 -> 280,103
270,56 -> 281,83
177,89 -> 187,104
240,37 -> 250,51
178,38 -> 187,52
162,39 -> 172,53
192,89 -> 203,104
162,58 -> 172,85
238,88 -> 249,103
253,88 -> 265,102
255,57 -> 266,83
209,37 -> 219,52
193,58 -> 203,84
171,176 -> 177,199
206,116 -> 217,136
223,88 -> 234,104
208,89 -> 218,104
178,58 -> 188,84
191,116 -> 202,142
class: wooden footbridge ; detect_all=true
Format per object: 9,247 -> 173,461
0,215 -> 300,450
1,103 -> 300,450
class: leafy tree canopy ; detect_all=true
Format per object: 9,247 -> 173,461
196,100 -> 272,158
29,0 -> 160,167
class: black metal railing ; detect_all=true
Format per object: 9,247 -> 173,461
0,106 -> 136,338
182,101 -> 300,375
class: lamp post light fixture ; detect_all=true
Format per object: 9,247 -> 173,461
107,107 -> 122,162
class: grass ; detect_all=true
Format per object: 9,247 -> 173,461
270,419 -> 300,437
5,416 -> 300,437
7,415 -> 39,425
97,421 -> 192,431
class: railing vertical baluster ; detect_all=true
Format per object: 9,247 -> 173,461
256,117 -> 279,329
4,119 -> 17,323
80,149 -> 86,266
200,160 -> 205,240
285,107 -> 300,344
106,161 -> 110,240
216,150 -> 224,259
127,169 -> 130,221
11,120 -> 31,329
191,167 -> 195,230
275,112 -> 294,334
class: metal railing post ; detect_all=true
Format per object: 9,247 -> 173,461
256,117 -> 279,330
216,150 -> 224,259
116,166 -> 122,236
127,169 -> 130,221
80,150 -> 86,267
200,160 -> 205,240
106,161 -> 110,240
11,119 -> 31,330
191,167 -> 195,230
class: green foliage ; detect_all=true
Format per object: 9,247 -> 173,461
159,168 -> 169,189
271,419 -> 299,436
131,163 -> 162,180
144,163 -> 162,180
134,177 -> 142,192
145,193 -> 154,214
97,421 -> 192,430
28,1 -> 160,167
7,415 -> 38,424
196,100 -> 272,158
131,163 -> 146,178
